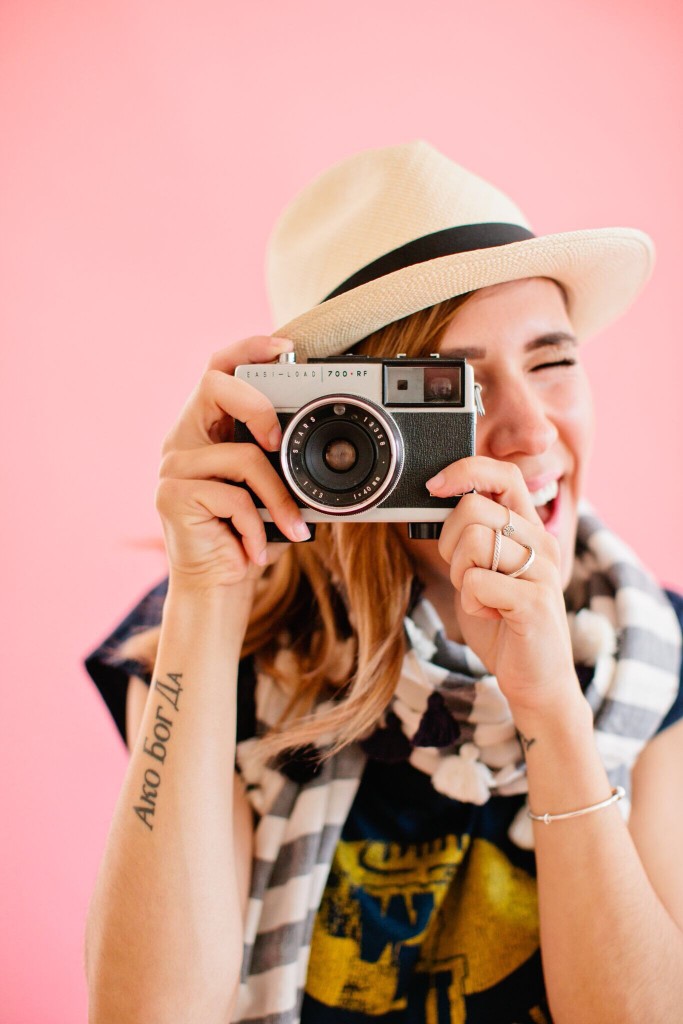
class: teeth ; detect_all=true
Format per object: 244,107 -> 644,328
529,479 -> 559,507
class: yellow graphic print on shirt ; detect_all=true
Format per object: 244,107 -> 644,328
305,834 -> 540,1021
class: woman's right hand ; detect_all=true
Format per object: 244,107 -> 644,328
155,335 -> 311,592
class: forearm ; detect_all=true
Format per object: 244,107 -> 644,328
516,697 -> 683,1024
86,579 -> 255,1024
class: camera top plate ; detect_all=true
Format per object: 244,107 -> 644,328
235,356 -> 475,414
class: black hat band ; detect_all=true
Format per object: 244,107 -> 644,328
323,222 -> 535,302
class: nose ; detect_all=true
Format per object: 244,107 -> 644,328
478,381 -> 558,459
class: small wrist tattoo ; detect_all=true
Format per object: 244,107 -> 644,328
517,730 -> 537,755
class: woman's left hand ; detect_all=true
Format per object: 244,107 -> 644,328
427,455 -> 580,719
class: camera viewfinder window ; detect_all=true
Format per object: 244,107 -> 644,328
423,366 -> 462,404
384,364 -> 464,406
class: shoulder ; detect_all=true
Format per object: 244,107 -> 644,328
664,587 -> 683,623
84,576 -> 258,748
84,577 -> 169,744
655,589 -> 683,736
626,591 -> 683,928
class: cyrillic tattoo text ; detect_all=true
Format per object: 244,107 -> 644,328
133,673 -> 183,831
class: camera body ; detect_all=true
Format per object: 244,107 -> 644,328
233,353 -> 481,540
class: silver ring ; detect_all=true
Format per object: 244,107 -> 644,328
505,543 -> 535,579
490,529 -> 502,572
502,506 -> 515,538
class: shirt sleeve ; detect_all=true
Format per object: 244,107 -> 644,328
654,590 -> 683,736
83,577 -> 169,747
83,576 -> 258,753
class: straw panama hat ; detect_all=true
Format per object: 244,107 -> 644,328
266,140 -> 655,361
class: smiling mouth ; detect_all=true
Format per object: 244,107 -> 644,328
530,478 -> 560,525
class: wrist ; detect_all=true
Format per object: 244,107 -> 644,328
511,694 -> 613,815
166,574 -> 257,638
167,572 -> 258,603
510,688 -> 594,752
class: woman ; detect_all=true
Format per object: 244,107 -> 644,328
84,141 -> 683,1024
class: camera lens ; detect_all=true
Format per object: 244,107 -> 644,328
323,439 -> 358,473
280,396 -> 403,514
304,419 -> 377,492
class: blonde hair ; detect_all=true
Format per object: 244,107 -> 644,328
118,294 -> 473,762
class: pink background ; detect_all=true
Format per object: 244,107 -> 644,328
1,1 -> 682,1020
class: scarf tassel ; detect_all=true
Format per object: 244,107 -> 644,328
431,743 -> 494,805
412,691 -> 462,748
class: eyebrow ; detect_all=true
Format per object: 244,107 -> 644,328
439,331 -> 578,360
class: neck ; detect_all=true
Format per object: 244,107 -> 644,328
416,573 -> 465,643
395,525 -> 466,642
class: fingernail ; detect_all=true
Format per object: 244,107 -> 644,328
268,425 -> 282,449
255,548 -> 268,566
426,472 -> 445,490
271,337 -> 293,351
292,519 -> 311,541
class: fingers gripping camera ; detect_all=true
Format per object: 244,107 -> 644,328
233,354 -> 483,541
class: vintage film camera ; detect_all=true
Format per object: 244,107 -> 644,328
233,353 -> 483,541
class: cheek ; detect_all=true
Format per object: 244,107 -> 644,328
564,378 -> 595,489
555,377 -> 594,587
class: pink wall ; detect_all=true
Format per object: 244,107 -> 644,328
1,1 -> 681,1020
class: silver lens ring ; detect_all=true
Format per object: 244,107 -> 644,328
280,395 -> 403,515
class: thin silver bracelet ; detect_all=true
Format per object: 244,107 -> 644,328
527,786 -> 625,825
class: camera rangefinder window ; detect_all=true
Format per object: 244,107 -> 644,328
423,366 -> 462,404
384,362 -> 464,406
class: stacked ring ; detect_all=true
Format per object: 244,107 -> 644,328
489,522 -> 536,580
506,543 -> 535,579
490,529 -> 502,572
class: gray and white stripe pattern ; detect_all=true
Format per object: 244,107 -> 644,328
233,506 -> 681,1023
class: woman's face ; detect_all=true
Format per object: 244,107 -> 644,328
412,277 -> 595,588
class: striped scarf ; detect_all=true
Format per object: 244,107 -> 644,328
233,507 -> 681,1023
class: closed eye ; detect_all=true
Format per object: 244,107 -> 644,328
532,358 -> 576,371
